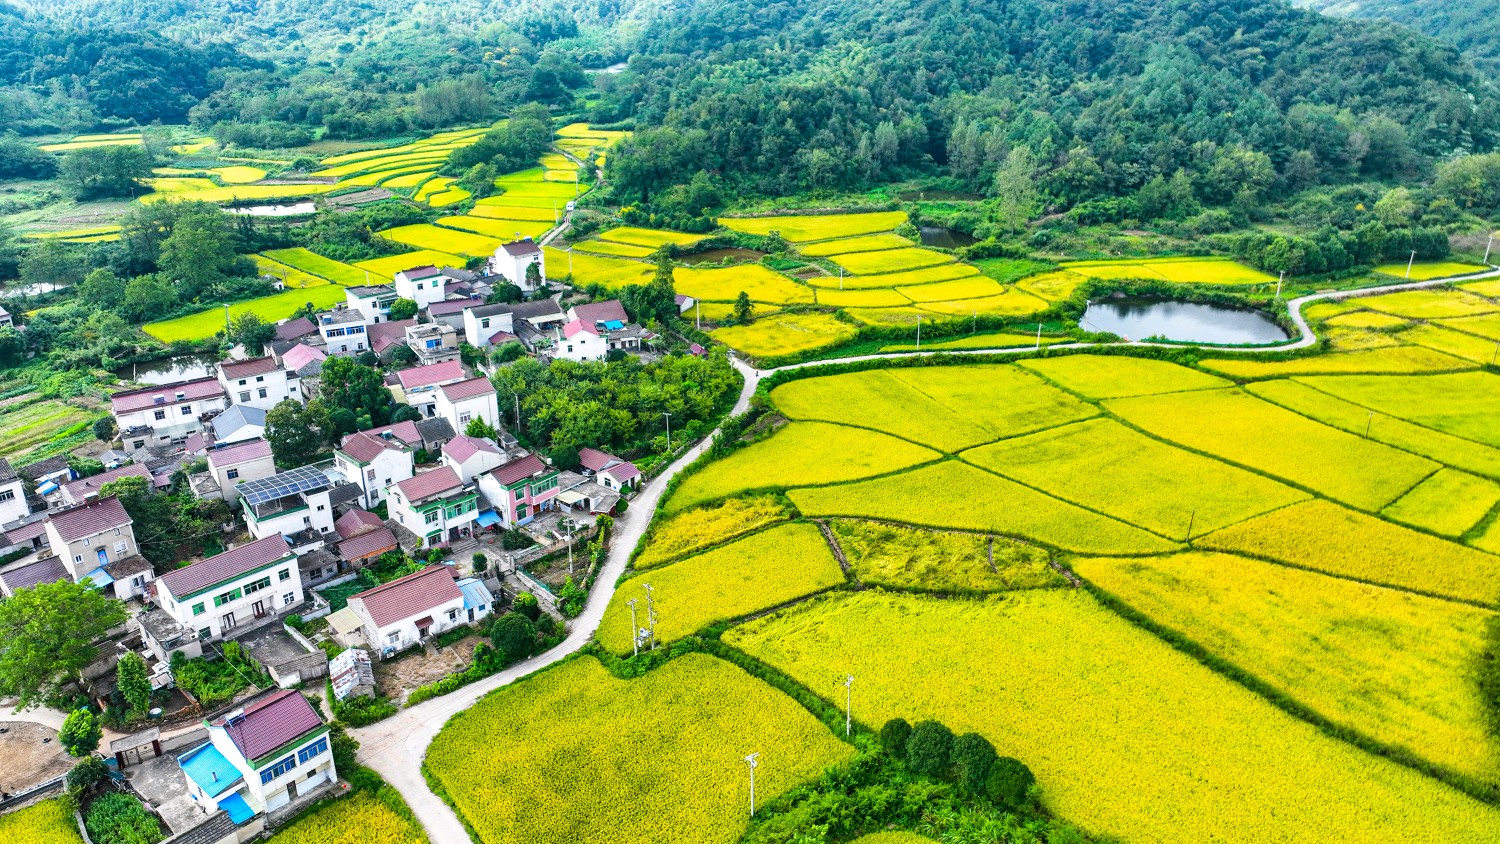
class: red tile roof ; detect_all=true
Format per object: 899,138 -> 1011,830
577,447 -> 618,473
0,557 -> 69,593
207,439 -> 273,468
493,453 -> 548,485
365,420 -> 423,448
158,535 -> 293,600
275,317 -> 317,341
396,265 -> 441,278
500,239 -> 540,256
440,377 -> 495,402
335,509 -> 385,540
350,565 -> 461,628
215,689 -> 324,763
281,343 -> 326,373
442,435 -> 498,465
395,361 -> 465,391
562,319 -> 596,340
394,466 -> 462,503
49,496 -> 131,542
338,431 -> 404,465
428,300 -> 472,317
368,319 -> 417,354
605,462 -> 641,483
111,377 -> 225,414
339,527 -> 397,562
218,357 -> 280,380
487,331 -> 518,345
569,300 -> 628,326
3,518 -> 50,545
63,463 -> 151,502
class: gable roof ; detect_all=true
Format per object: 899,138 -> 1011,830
365,420 -> 423,448
18,454 -> 70,482
569,299 -> 628,326
439,377 -> 495,402
394,465 -> 462,503
414,417 -> 455,443
0,556 -> 69,593
442,435 -> 499,464
111,377 -> 225,414
395,265 -> 441,279
335,509 -> 384,540
281,343 -> 326,373
212,405 -> 267,439
349,565 -> 461,628
158,535 -> 293,600
511,299 -> 564,321
577,447 -> 620,473
500,239 -> 541,257
63,463 -> 151,502
0,458 -> 17,484
428,300 -> 474,317
206,439 -> 273,468
561,319 -> 597,340
49,496 -> 131,542
493,453 -> 549,485
338,431 -> 406,465
395,360 -> 465,391
605,461 -> 642,483
369,319 -> 417,354
215,688 -> 324,763
218,357 -> 280,380
275,317 -> 318,341
339,527 -> 398,562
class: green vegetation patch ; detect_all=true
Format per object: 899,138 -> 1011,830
719,211 -> 907,242
144,285 -> 348,341
832,519 -> 1064,592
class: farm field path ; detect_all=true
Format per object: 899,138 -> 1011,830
349,266 -> 1495,844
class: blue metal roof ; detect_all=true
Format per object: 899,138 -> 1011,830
457,577 -> 490,612
80,567 -> 114,588
474,509 -> 500,527
178,742 -> 243,798
219,792 -> 255,824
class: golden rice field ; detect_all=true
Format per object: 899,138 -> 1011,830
268,792 -> 426,844
598,227 -> 709,248
1296,372 -> 1500,449
815,288 -> 911,308
798,233 -> 915,256
719,211 -> 908,242
634,495 -> 789,570
842,306 -> 931,327
598,523 -> 845,653
1327,327 -> 1404,351
39,134 -> 141,152
0,798 -> 83,844
1245,379 -> 1500,480
1198,499 -> 1500,604
709,312 -> 858,360
380,224 -> 504,258
770,364 -> 1098,453
251,255 -> 329,289
1461,279 -> 1500,297
262,247 -> 377,285
665,421 -> 939,513
790,461 -> 1180,555
354,250 -> 467,278
1019,354 -> 1230,399
1381,468 -> 1500,537
877,331 -> 1065,352
830,247 -> 955,275
139,182 -> 341,205
426,653 -> 853,844
964,418 -> 1309,538
1105,388 -> 1438,511
832,519 -> 1065,592
544,246 -> 652,288
724,590 -> 1500,844
1199,347 -> 1476,379
211,165 -> 267,184
1015,270 -> 1089,301
913,289 -> 1051,316
1372,262 -> 1490,280
1060,257 -> 1275,285
1358,290 -> 1500,319
807,263 -> 982,291
470,203 -> 559,223
436,215 -> 552,241
1439,313 -> 1500,342
896,276 -> 1005,303
672,265 -> 814,305
574,240 -> 655,258
1075,551 -> 1500,787
24,225 -> 121,244
1325,311 -> 1410,330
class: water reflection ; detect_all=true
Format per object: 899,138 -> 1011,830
1082,298 -> 1289,345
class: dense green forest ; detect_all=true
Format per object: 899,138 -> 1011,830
1296,0 -> 1500,75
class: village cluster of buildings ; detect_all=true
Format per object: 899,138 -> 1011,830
0,241 -> 663,840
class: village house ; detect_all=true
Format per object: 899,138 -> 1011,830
487,238 -> 545,291
60,462 -> 159,506
177,688 -> 334,821
211,404 -> 268,445
404,322 -> 460,365
0,305 -> 13,329
476,452 -> 559,529
216,357 -> 298,411
112,378 -> 229,450
146,535 -> 304,661
235,466 -> 341,553
367,318 -> 418,362
332,508 -> 398,569
441,435 -> 504,484
0,458 -> 30,525
461,298 -> 565,348
393,266 -> 447,311
553,319 -> 609,362
426,299 -> 473,332
365,417 -> 456,454
387,466 -> 480,548
316,309 -> 369,356
433,376 -> 500,435
577,447 -> 642,492
345,285 -> 398,324
274,316 -> 318,345
344,565 -> 481,656
391,360 -> 466,418
9,496 -> 154,601
198,439 -> 278,503
333,430 -> 415,509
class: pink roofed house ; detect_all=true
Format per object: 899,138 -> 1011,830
577,447 -> 641,491
475,452 -> 560,529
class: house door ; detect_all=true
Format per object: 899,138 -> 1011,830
222,612 -> 236,630
252,600 -> 266,619
97,547 -> 108,566
287,777 -> 298,800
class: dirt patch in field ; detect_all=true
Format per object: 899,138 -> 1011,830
375,633 -> 484,701
0,722 -> 73,794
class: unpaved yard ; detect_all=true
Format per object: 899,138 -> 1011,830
375,634 -> 484,701
0,721 -> 72,794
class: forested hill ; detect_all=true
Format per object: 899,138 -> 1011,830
598,0 -> 1500,201
1295,0 -> 1500,76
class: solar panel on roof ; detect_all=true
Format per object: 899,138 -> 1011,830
235,465 -> 331,506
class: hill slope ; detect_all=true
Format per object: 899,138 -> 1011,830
1295,0 -> 1500,75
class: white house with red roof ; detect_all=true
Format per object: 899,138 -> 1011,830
394,266 -> 447,310
554,319 -> 608,362
577,447 -> 642,492
476,452 -> 560,528
488,238 -> 544,291
177,688 -> 334,820
334,431 -> 414,508
346,564 -> 478,655
392,360 -> 466,418
60,462 -> 157,506
441,435 -> 504,484
387,465 -> 481,548
433,376 -> 499,435
566,299 -> 629,328
151,535 -> 303,651
112,377 -> 229,450
204,439 -> 277,503
216,357 -> 297,411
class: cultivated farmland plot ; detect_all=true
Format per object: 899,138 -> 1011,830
0,798 -> 83,844
719,211 -> 908,242
709,312 -> 857,360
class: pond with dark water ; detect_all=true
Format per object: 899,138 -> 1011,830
113,353 -> 220,385
1081,297 -> 1290,345
918,226 -> 978,249
679,248 -> 767,265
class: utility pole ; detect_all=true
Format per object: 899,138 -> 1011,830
744,753 -> 760,816
696,300 -> 701,332
1365,410 -> 1374,438
1035,323 -> 1042,350
627,598 -> 639,657
663,412 -> 673,453
839,267 -> 844,290
564,518 -> 576,576
842,674 -> 854,736
915,316 -> 921,350
1486,234 -> 1495,265
1406,250 -> 1417,280
644,582 -> 657,651
514,393 -> 522,430
1276,271 -> 1284,299
1185,509 -> 1195,543
224,304 -> 231,338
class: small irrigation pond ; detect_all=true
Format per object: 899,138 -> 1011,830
113,353 -> 219,385
1081,297 -> 1290,345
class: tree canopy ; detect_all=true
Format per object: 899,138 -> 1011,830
0,579 -> 128,708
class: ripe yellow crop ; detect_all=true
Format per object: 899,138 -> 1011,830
1199,347 -> 1475,379
832,519 -> 1064,592
830,247 -> 954,275
597,226 -> 708,248
269,792 -> 425,844
635,495 -> 790,570
719,211 -> 907,241
543,246 -> 652,288
799,233 -> 915,256
673,265 -> 815,305
0,799 -> 83,844
1019,354 -> 1230,399
805,262 -> 979,289
710,312 -> 857,360
380,223 -> 505,258
1297,371 -> 1500,449
1381,468 -> 1500,537
1358,290 -> 1500,319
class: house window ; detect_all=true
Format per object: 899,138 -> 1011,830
279,569 -> 291,581
283,592 -> 295,605
192,602 -> 205,616
181,406 -> 192,416
255,376 -> 265,383
133,440 -> 145,449
238,379 -> 247,386
424,512 -> 438,525
0,490 -> 13,503
244,575 -> 272,594
114,541 -> 126,554
260,754 -> 297,785
213,588 -> 242,607
297,737 -> 328,765
132,575 -> 145,588
317,504 -> 325,512
226,469 -> 239,480
480,318 -> 490,329
367,469 -> 376,480
154,410 -> 166,421
447,609 -> 459,622
459,412 -> 471,425
73,554 -> 82,564
258,388 -> 268,399
239,391 -> 251,403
